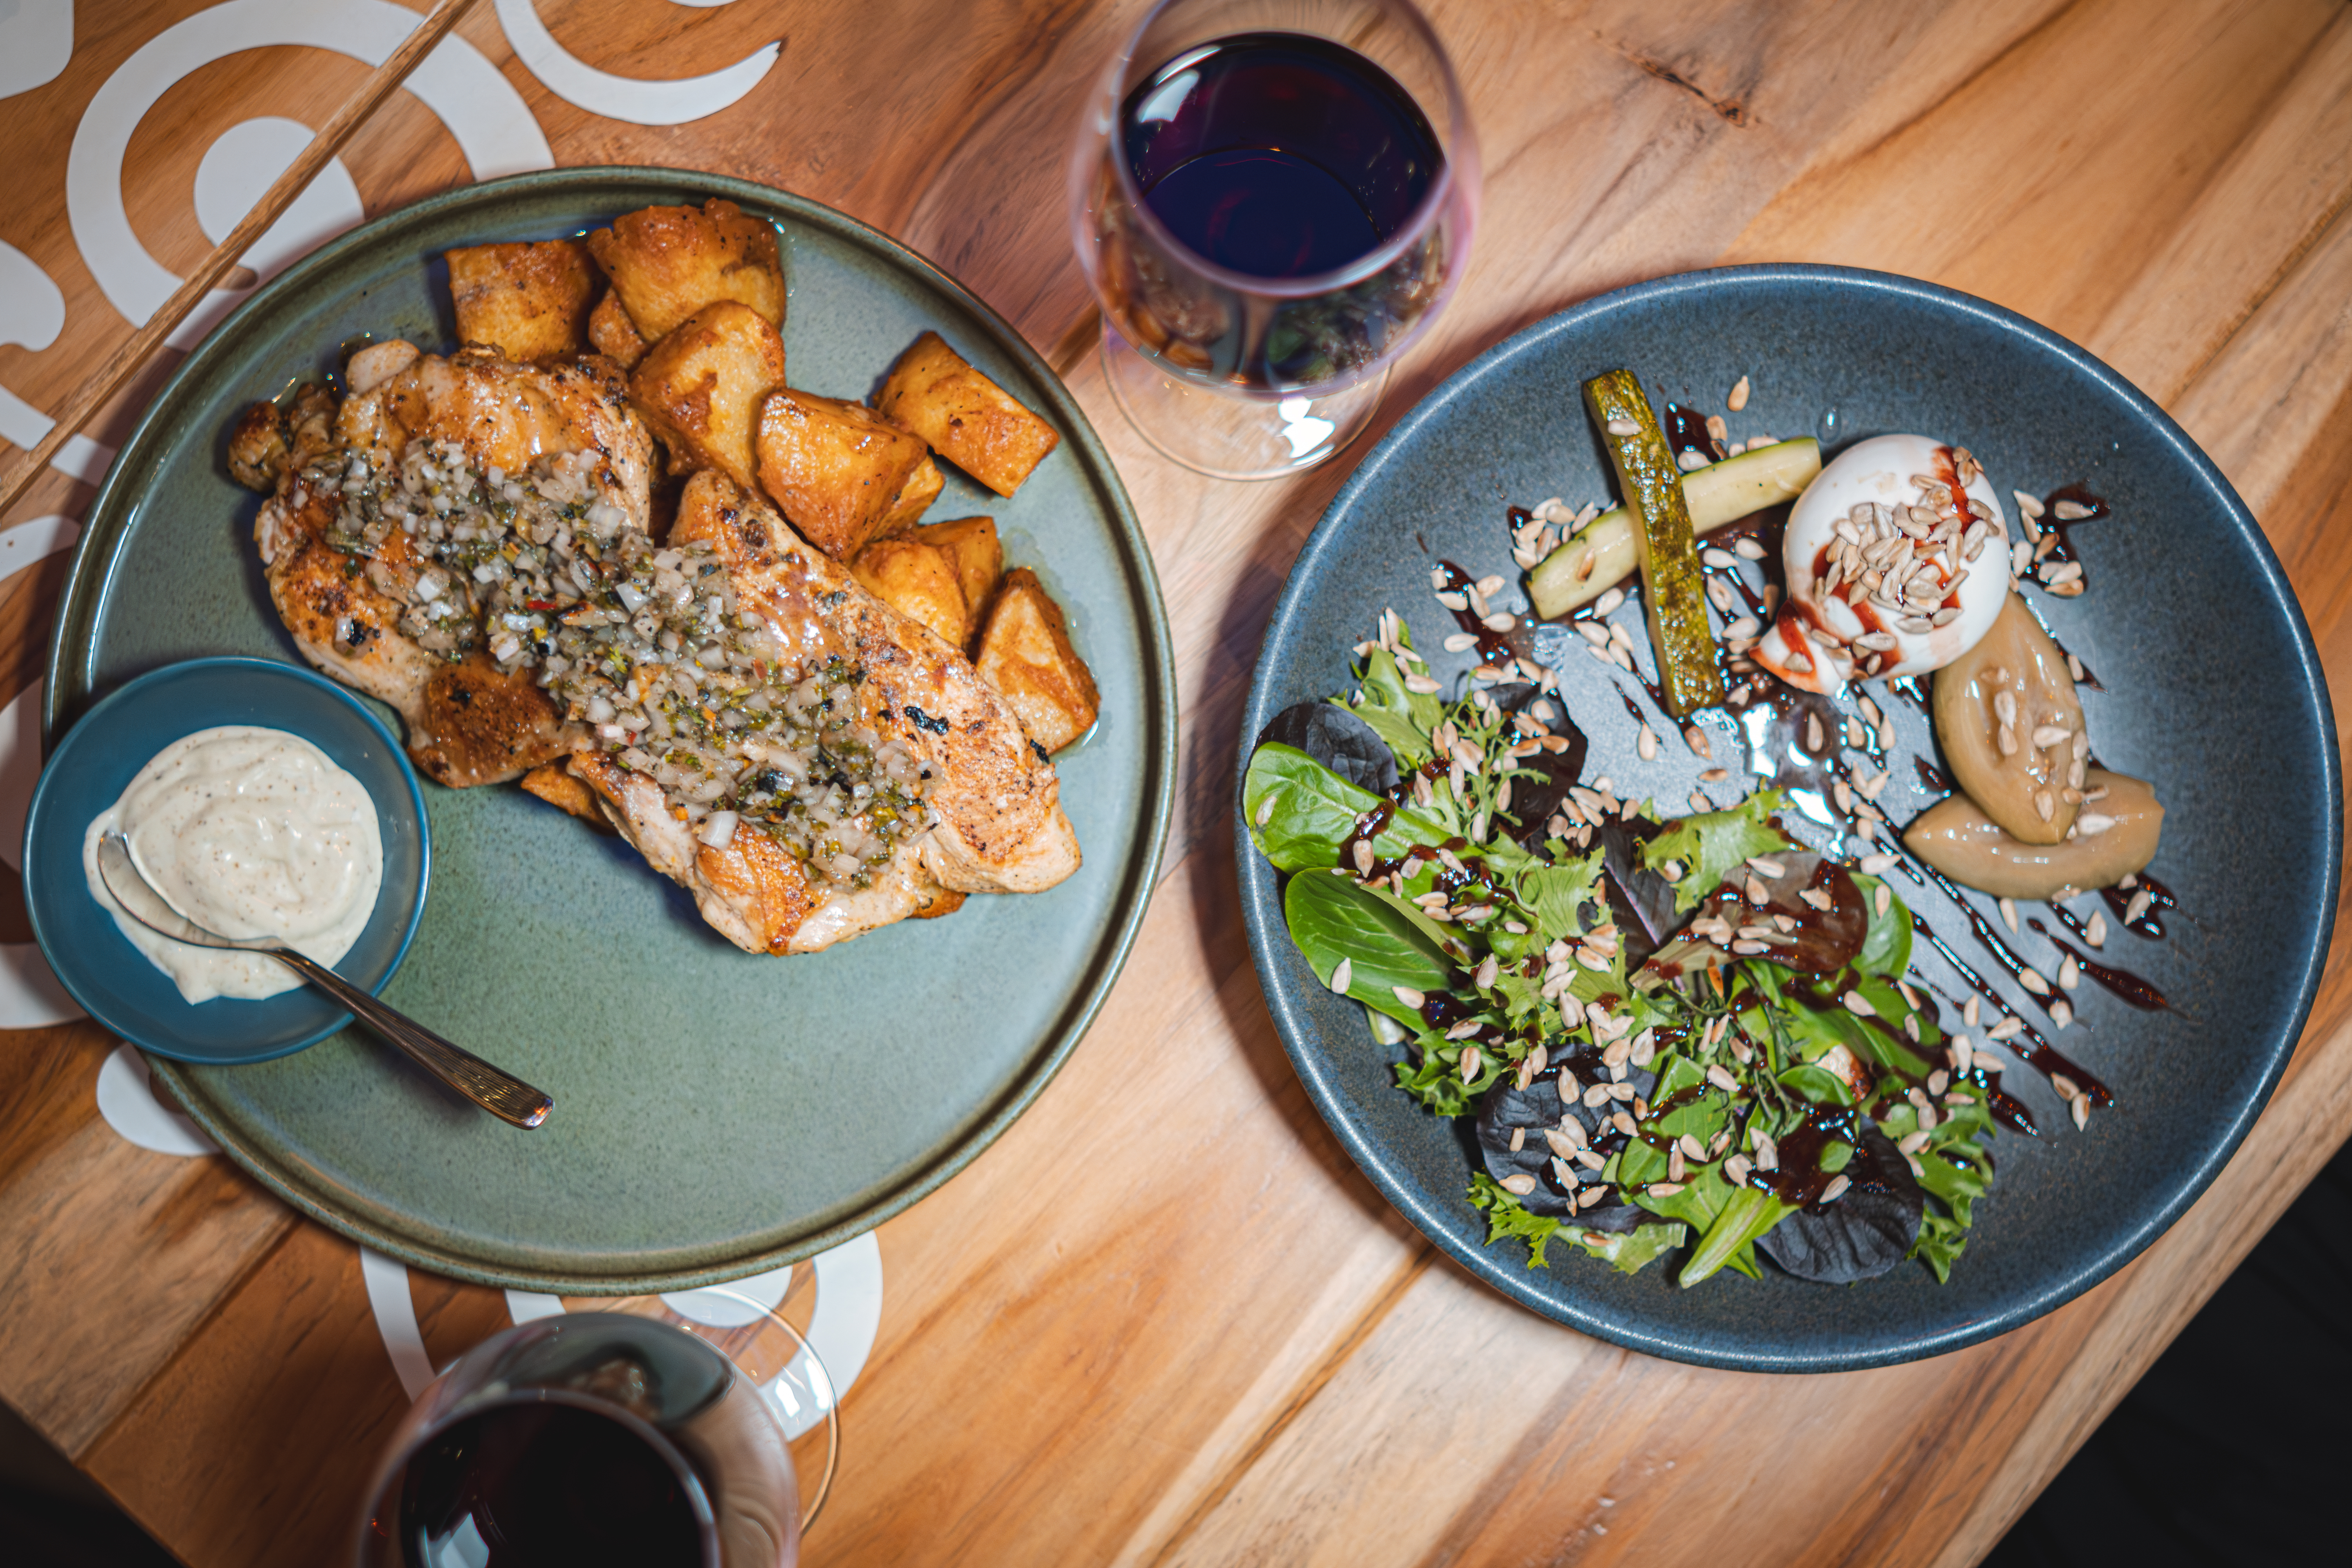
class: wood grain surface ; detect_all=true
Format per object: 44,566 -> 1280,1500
3,2 -> 2349,1564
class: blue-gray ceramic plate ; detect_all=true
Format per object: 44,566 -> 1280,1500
46,169 -> 1175,1293
1236,265 -> 2339,1371
22,655 -> 428,1063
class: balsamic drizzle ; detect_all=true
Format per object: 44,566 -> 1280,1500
2026,919 -> 2169,1011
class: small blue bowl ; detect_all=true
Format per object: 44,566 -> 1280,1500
22,657 -> 430,1064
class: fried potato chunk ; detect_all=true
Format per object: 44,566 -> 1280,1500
752,388 -> 929,560
975,569 -> 1099,753
586,198 -> 784,341
850,535 -> 965,648
916,516 -> 1002,632
877,455 -> 943,533
588,288 -> 648,369
874,332 -> 1060,498
446,239 -> 597,361
630,301 -> 787,489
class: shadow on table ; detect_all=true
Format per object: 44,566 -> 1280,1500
1984,1136 -> 2350,1566
0,1398 -> 176,1567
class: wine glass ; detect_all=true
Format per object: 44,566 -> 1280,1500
353,1289 -> 837,1567
1068,0 -> 1479,479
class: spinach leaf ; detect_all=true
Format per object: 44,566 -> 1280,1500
1256,701 -> 1399,794
1283,870 -> 1454,1029
1680,1185 -> 1796,1288
1852,873 -> 1914,978
1641,791 -> 1791,912
1777,1061 -> 1857,1107
1243,744 -> 1452,873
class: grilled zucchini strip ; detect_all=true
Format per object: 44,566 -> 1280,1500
1580,370 -> 1726,716
1527,437 -> 1819,619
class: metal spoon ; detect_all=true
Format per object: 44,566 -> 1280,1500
96,831 -> 552,1129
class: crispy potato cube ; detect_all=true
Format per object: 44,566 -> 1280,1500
877,455 -> 942,533
587,198 -> 784,341
976,568 -> 1099,753
752,389 -> 929,560
520,761 -> 613,830
630,301 -> 787,489
446,240 -> 597,361
851,536 -> 966,648
588,288 -> 648,369
874,332 -> 1060,498
916,516 -> 1002,628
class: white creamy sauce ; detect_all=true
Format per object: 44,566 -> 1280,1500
82,726 -> 384,1004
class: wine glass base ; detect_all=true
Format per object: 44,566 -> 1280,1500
1100,324 -> 1386,480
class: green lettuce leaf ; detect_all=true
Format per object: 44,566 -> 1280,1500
1516,849 -> 1604,946
1641,791 -> 1791,912
1582,1221 -> 1690,1276
1348,644 -> 1441,767
1469,1172 -> 1564,1267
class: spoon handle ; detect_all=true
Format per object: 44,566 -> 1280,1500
272,948 -> 554,1129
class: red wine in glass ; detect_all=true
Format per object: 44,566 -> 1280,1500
397,1400 -> 708,1566
1124,33 -> 1440,287
1072,2 -> 1477,477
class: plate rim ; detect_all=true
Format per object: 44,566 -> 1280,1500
46,165 -> 1179,1294
22,653 -> 431,1063
1235,261 -> 2341,1371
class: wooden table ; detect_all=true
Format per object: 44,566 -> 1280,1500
3,2 -> 2348,1562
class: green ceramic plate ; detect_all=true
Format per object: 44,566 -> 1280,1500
46,169 -> 1174,1293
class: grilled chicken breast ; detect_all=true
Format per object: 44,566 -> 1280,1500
568,471 -> 1080,954
250,345 -> 655,787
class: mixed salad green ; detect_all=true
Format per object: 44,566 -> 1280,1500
1244,622 -> 2005,1287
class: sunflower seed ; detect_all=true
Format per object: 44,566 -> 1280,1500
1328,958 -> 1352,994
2077,812 -> 2116,836
1998,897 -> 2018,933
1500,1172 -> 1538,1195
2017,968 -> 2051,996
2087,910 -> 2108,946
1728,374 -> 1751,410
1821,1174 -> 1851,1203
1678,450 -> 1710,471
2071,1095 -> 2089,1130
1605,417 -> 1640,436
1393,985 -> 1425,1008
